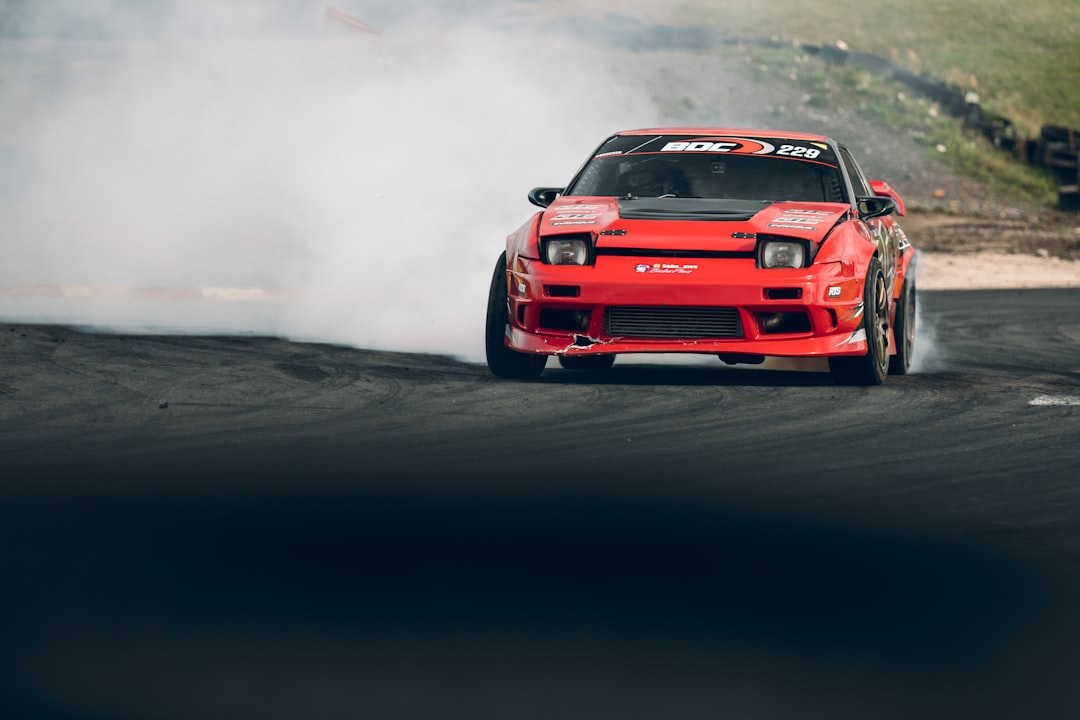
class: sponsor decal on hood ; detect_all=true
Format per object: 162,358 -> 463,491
539,199 -> 848,250
541,199 -> 620,233
754,203 -> 848,240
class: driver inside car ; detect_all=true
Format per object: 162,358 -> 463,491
617,160 -> 689,197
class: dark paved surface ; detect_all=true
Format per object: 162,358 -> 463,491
3,289 -> 1080,719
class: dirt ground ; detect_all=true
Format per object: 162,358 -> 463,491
917,249 -> 1080,289
904,212 -> 1080,289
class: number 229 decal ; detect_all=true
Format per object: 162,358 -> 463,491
777,145 -> 821,159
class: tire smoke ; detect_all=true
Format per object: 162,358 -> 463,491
908,288 -> 943,374
0,2 -> 658,361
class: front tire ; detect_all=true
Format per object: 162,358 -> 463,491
485,252 -> 546,380
829,256 -> 890,386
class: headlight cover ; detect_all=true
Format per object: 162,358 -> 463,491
542,236 -> 592,265
757,236 -> 812,269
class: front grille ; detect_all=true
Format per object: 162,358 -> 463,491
604,306 -> 743,339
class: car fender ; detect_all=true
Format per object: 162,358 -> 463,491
817,221 -> 917,359
505,211 -> 543,264
814,222 -> 878,280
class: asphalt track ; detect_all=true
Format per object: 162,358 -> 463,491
3,289 -> 1080,720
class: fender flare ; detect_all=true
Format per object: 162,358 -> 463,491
815,224 -> 878,280
505,212 -> 543,263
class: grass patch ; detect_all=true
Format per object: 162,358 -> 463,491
675,0 -> 1080,136
741,44 -> 1058,206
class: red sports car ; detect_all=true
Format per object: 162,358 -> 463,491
485,128 -> 917,385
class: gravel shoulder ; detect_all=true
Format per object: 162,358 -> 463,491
904,213 -> 1080,289
917,250 -> 1080,289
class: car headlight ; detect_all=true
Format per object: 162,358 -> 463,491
758,237 -> 808,269
543,237 -> 591,265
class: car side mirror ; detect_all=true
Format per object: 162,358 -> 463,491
869,179 -> 906,216
528,187 -> 563,208
857,195 -> 896,221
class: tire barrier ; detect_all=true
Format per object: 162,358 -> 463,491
1036,126 -> 1080,211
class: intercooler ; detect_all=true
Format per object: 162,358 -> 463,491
603,306 -> 744,339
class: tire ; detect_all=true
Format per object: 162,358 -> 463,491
558,354 -> 616,371
829,256 -> 890,386
485,252 -> 546,380
888,271 -> 916,375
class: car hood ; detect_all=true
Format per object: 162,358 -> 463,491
541,197 -> 851,251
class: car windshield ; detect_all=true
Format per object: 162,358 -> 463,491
566,134 -> 848,204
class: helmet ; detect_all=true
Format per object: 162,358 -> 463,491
617,159 -> 678,197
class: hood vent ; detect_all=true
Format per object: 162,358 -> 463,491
618,197 -> 766,222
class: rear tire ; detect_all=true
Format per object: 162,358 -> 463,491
485,252 -> 546,380
829,256 -> 889,386
888,271 -> 916,375
558,354 -> 616,371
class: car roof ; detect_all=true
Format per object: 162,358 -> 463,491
614,128 -> 834,143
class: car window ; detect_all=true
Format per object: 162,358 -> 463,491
567,135 -> 847,203
838,147 -> 872,197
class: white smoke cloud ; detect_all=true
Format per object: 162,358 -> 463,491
908,290 -> 942,374
0,1 -> 660,361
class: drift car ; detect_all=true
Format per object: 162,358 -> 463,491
485,128 -> 916,385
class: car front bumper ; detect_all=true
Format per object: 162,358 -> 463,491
505,255 -> 871,358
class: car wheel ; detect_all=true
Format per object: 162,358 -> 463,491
558,354 -> 616,371
485,252 -> 547,380
828,256 -> 889,386
888,271 -> 916,375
